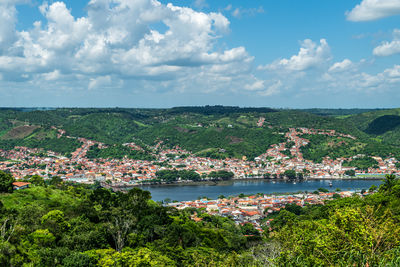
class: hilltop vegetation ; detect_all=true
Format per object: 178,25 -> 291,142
0,173 -> 399,266
299,108 -> 383,117
0,106 -> 400,163
133,121 -> 285,159
0,127 -> 81,154
344,108 -> 400,146
300,134 -> 400,163
365,115 -> 400,135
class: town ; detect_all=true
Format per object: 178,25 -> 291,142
0,126 -> 398,186
168,190 -> 368,232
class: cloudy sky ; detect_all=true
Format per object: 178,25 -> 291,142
0,0 -> 400,108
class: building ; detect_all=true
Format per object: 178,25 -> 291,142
13,182 -> 31,190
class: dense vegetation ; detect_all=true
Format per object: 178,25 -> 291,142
0,171 -> 14,193
1,107 -> 400,163
299,108 -> 382,117
86,145 -> 155,161
0,173 -> 399,266
0,180 -> 262,266
0,128 -> 81,154
155,169 -> 201,182
300,134 -> 400,163
155,170 -> 234,182
342,156 -> 379,171
167,106 -> 277,115
365,115 -> 400,135
134,122 -> 285,159
344,108 -> 400,146
266,175 -> 400,266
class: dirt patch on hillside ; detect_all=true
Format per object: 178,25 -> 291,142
1,125 -> 40,140
226,136 -> 243,144
174,126 -> 197,134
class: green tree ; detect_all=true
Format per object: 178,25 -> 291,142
283,170 -> 296,180
41,210 -> 70,237
318,187 -> 329,193
63,252 -> 96,267
380,174 -> 397,193
241,223 -> 260,236
30,175 -> 45,187
369,184 -> 377,192
0,171 -> 14,193
345,169 -> 356,176
49,176 -> 63,187
29,229 -> 56,247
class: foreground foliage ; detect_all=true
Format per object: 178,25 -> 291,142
268,174 -> 400,266
0,183 -> 262,266
0,175 -> 400,266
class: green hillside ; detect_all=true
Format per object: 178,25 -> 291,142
344,108 -> 400,146
0,106 -> 399,161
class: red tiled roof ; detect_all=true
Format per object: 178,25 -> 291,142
13,182 -> 31,187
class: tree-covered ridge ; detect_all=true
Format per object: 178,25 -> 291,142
0,126 -> 81,155
0,106 -> 400,163
133,122 -> 285,159
344,108 -> 400,146
300,133 -> 400,163
297,108 -> 385,117
167,105 -> 277,115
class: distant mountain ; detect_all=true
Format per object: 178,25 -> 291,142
296,108 -> 385,117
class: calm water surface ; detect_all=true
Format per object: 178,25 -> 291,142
140,179 -> 382,201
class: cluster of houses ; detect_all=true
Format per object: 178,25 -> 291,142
257,127 -> 398,178
0,126 -> 398,185
168,191 -> 358,231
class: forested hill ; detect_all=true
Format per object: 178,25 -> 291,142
343,108 -> 400,146
0,172 -> 399,265
0,106 -> 399,161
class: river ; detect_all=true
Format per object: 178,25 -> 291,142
139,179 -> 383,201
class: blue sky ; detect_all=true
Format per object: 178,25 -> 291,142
1,0 -> 400,108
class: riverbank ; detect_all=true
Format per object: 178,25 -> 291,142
127,176 -> 385,188
137,179 -> 383,202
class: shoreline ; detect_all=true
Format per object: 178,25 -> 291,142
110,176 -> 384,189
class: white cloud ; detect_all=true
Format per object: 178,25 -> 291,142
259,80 -> 282,96
244,79 -> 264,91
328,59 -> 353,72
42,70 -> 61,81
225,4 -> 232,11
373,29 -> 400,56
260,39 -> 331,72
0,1 -> 20,53
231,6 -> 264,18
88,75 -> 112,90
194,0 -> 208,9
0,0 -> 258,96
243,77 -> 282,97
326,64 -> 400,91
255,36 -> 400,97
346,0 -> 400,21
383,64 -> 400,78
